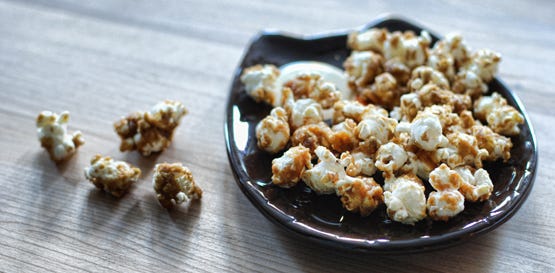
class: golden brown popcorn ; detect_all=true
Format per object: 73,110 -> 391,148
284,72 -> 342,108
383,30 -> 431,69
301,146 -> 345,194
436,131 -> 489,169
471,124 -> 512,162
271,145 -> 313,188
240,64 -> 281,106
343,51 -> 384,90
256,107 -> 290,154
360,72 -> 405,110
84,155 -> 141,197
431,33 -> 471,69
454,166 -> 494,202
462,49 -> 501,83
347,28 -> 388,52
355,113 -> 397,153
329,119 -> 359,153
416,84 -> 471,115
336,176 -> 383,216
427,47 -> 456,81
452,70 -> 488,99
332,100 -> 388,124
340,150 -> 377,177
290,122 -> 332,154
153,163 -> 202,209
114,100 -> 187,156
36,111 -> 84,163
426,164 -> 465,221
407,66 -> 450,92
384,58 -> 411,85
474,92 -> 524,136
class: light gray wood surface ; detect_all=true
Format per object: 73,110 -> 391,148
1,0 -> 554,272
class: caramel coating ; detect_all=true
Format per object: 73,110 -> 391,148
84,155 -> 141,198
153,163 -> 202,209
271,145 -> 313,188
336,177 -> 383,216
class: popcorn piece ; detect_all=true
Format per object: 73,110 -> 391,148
361,72 -> 404,109
84,155 -> 141,197
36,111 -> 84,163
436,131 -> 489,168
271,145 -> 312,188
153,163 -> 202,209
114,100 -> 187,156
409,109 -> 448,151
301,146 -> 345,194
384,58 -> 411,85
240,64 -> 281,106
383,30 -> 431,68
462,49 -> 501,83
452,70 -> 488,99
431,33 -> 471,68
427,47 -> 456,81
471,124 -> 512,162
397,85 -> 471,122
407,66 -> 450,92
455,166 -> 494,202
355,114 -> 397,153
343,51 -> 384,90
426,164 -> 465,221
291,122 -> 332,154
332,100 -> 388,124
336,176 -> 383,216
474,92 -> 524,136
283,73 -> 341,108
282,88 -> 324,130
383,174 -> 427,225
347,28 -> 388,52
256,107 -> 290,154
340,151 -> 377,177
329,119 -> 359,153
375,142 -> 408,174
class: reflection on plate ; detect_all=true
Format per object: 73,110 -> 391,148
224,15 -> 537,253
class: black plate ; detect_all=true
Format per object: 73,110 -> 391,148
224,15 -> 538,253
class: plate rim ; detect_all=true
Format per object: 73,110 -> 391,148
224,15 -> 538,253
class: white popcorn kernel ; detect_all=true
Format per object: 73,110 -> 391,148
347,28 -> 388,52
301,146 -> 346,194
408,66 -> 450,92
36,111 -> 84,163
410,111 -> 448,151
455,166 -> 494,202
282,88 -> 323,130
344,51 -> 384,90
383,174 -> 427,225
452,70 -> 488,98
426,164 -> 465,221
145,100 -> 188,130
153,162 -> 202,209
384,30 -> 431,69
256,107 -> 290,154
432,32 -> 471,68
332,100 -> 388,124
340,151 -> 377,177
474,92 -> 524,136
375,142 -> 408,174
463,49 -> 501,83
436,132 -> 489,168
283,72 -> 342,108
355,114 -> 397,146
84,155 -> 141,197
271,145 -> 313,188
240,64 -> 281,106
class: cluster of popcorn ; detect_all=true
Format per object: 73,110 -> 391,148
37,100 -> 202,209
114,100 -> 187,156
241,27 -> 524,225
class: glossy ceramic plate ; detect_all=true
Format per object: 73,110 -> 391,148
224,15 -> 538,253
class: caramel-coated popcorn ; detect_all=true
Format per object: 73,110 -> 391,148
36,111 -> 84,163
84,155 -> 141,197
256,107 -> 290,154
153,163 -> 202,209
271,145 -> 313,188
114,100 -> 187,156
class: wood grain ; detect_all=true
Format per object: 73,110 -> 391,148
0,0 -> 554,272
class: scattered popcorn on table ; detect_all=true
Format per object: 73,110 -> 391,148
153,162 -> 202,209
271,145 -> 313,188
114,100 -> 187,156
426,164 -> 465,221
243,27 -> 521,225
36,111 -> 84,163
256,107 -> 290,154
84,155 -> 141,197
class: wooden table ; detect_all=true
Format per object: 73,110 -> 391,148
1,0 -> 554,272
